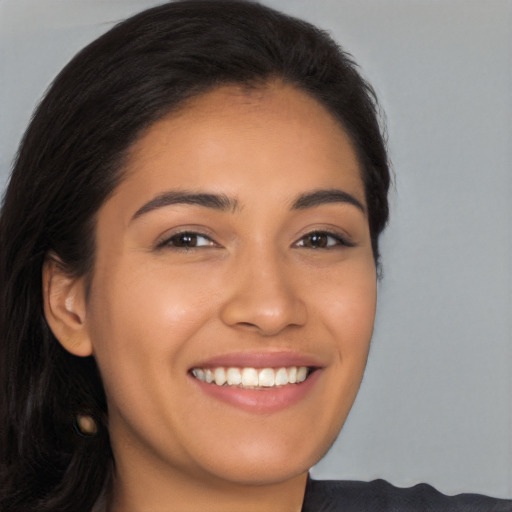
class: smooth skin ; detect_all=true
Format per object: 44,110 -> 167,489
44,82 -> 377,512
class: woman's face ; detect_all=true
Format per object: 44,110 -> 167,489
77,83 -> 376,486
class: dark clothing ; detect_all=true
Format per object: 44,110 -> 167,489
301,479 -> 512,511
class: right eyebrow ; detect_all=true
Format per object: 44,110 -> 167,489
130,190 -> 239,222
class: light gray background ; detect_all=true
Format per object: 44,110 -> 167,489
1,0 -> 511,499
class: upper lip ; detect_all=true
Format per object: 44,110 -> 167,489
189,351 -> 323,370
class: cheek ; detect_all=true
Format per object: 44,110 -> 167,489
309,259 -> 377,421
90,257 -> 219,337
313,257 -> 377,346
332,276 -> 377,349
85,261 -> 221,397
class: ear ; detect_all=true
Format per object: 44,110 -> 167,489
42,254 -> 93,357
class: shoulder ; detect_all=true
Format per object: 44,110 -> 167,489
301,478 -> 512,512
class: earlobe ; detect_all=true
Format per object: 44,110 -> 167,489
42,255 -> 93,357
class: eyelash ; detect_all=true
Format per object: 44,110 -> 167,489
157,230 -> 353,251
157,231 -> 216,250
294,231 -> 354,250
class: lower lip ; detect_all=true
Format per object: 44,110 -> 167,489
189,370 -> 321,414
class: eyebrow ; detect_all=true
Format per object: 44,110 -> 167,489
291,189 -> 366,213
131,191 -> 239,221
131,187 -> 365,222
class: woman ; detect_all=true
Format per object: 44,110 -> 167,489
0,1 -> 510,511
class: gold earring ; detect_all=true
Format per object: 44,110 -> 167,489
74,414 -> 98,437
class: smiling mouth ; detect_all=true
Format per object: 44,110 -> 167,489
190,366 -> 313,389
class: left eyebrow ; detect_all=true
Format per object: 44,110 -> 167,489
291,189 -> 366,213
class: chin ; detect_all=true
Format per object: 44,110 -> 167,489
196,428 -> 339,487
205,459 -> 311,487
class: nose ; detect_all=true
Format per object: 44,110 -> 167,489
219,252 -> 307,336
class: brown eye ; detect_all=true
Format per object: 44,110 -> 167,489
296,231 -> 352,249
303,233 -> 329,248
173,233 -> 199,247
161,232 -> 215,249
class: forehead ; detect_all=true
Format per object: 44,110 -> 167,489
116,82 -> 365,209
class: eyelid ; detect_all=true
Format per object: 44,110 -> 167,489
155,228 -> 219,250
293,229 -> 355,249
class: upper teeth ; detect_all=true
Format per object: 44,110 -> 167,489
191,366 -> 309,388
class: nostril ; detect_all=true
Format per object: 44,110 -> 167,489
238,321 -> 258,328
